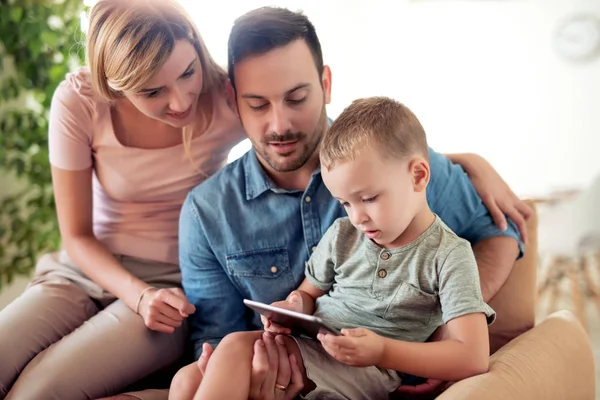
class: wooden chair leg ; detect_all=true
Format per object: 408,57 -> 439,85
581,255 -> 600,316
548,278 -> 561,316
568,258 -> 586,330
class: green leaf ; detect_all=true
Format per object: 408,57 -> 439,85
10,7 -> 23,23
0,0 -> 82,291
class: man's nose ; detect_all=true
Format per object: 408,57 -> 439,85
268,104 -> 292,134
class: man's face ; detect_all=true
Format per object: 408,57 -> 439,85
231,40 -> 331,173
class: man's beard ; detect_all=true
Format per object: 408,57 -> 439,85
257,106 -> 328,173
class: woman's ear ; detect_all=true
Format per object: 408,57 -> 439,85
410,157 -> 430,192
225,80 -> 239,116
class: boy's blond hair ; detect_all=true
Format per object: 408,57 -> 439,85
320,97 -> 429,170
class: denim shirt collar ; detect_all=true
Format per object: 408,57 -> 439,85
243,149 -> 322,201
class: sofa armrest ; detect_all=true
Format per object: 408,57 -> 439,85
437,310 -> 595,400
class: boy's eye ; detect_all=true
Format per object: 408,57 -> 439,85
340,201 -> 350,208
362,195 -> 378,203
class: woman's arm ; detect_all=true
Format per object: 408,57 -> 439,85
52,166 -> 192,333
52,166 -> 147,307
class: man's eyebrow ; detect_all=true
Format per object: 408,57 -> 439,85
241,83 -> 311,100
138,59 -> 197,93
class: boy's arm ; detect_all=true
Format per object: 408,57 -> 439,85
263,279 -> 328,334
289,279 -> 328,314
381,239 -> 493,381
379,313 -> 489,381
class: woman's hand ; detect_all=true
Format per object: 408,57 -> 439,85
137,287 -> 195,334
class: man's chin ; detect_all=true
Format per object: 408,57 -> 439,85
266,156 -> 309,173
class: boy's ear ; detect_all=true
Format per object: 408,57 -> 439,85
410,157 -> 430,192
225,80 -> 239,116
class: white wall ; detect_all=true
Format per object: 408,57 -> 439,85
184,0 -> 600,198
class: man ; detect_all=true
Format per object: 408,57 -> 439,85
173,7 -> 529,399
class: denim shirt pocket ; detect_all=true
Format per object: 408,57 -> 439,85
226,247 -> 296,305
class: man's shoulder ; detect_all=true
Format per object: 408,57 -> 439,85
188,153 -> 248,203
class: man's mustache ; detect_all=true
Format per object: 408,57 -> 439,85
264,132 -> 304,143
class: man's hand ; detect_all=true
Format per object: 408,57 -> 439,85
457,153 -> 532,243
196,335 -> 303,400
261,292 -> 304,335
396,379 -> 446,396
317,328 -> 385,367
137,287 -> 195,334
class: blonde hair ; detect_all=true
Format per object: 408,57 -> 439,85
320,97 -> 429,170
86,0 -> 227,165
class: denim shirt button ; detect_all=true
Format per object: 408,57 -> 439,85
270,266 -> 278,273
311,246 -> 317,252
305,196 -> 312,203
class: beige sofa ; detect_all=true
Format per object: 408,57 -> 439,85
436,201 -> 595,400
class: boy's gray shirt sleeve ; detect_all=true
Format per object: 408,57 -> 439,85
438,241 -> 496,324
305,220 -> 340,291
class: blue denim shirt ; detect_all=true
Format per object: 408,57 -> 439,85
179,147 -> 522,359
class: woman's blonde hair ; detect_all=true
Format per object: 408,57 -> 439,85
86,0 -> 227,165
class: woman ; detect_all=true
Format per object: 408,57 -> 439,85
0,1 -> 244,398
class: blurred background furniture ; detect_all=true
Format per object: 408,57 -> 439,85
536,175 -> 600,330
434,200 -> 595,400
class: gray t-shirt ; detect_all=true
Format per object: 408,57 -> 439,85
306,216 -> 495,343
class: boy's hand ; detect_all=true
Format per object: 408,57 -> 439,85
317,327 -> 385,367
261,292 -> 304,335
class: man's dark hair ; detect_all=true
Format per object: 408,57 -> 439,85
227,7 -> 324,90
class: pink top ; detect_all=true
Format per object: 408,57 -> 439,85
48,68 -> 245,265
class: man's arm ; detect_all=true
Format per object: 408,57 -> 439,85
445,152 -> 533,244
428,148 -> 523,301
473,236 -> 519,302
179,193 -> 249,359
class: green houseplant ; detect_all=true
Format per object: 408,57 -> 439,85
0,0 -> 86,290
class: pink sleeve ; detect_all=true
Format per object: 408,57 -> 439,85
48,71 -> 95,171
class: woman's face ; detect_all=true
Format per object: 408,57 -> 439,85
122,40 -> 203,128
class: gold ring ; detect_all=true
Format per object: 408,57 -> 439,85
275,383 -> 287,391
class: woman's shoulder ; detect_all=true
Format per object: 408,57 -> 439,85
53,67 -> 107,112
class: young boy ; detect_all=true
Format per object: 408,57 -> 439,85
192,97 -> 495,400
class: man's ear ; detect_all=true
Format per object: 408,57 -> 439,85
322,65 -> 332,105
410,157 -> 430,192
225,80 -> 239,116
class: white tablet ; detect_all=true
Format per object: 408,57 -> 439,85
244,299 -> 341,338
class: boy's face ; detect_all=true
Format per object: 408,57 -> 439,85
230,40 -> 331,173
322,148 -> 427,248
